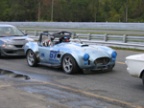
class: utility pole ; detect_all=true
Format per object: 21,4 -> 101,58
93,0 -> 96,22
38,1 -> 41,21
125,0 -> 128,22
93,0 -> 99,22
51,0 -> 54,21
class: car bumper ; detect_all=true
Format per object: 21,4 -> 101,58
0,48 -> 25,56
80,62 -> 115,71
90,63 -> 115,71
125,60 -> 142,78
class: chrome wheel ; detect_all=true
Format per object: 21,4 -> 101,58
63,56 -> 73,73
62,54 -> 80,74
27,50 -> 37,66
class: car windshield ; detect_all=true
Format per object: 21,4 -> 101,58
0,26 -> 24,36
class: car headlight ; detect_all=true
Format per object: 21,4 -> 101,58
83,53 -> 89,61
111,51 -> 117,58
2,44 -> 14,48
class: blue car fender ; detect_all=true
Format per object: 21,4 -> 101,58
24,42 -> 39,54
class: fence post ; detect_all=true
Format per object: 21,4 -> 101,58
123,34 -> 127,43
34,30 -> 38,36
72,32 -> 76,39
104,34 -> 108,41
23,30 -> 26,34
88,33 -> 91,40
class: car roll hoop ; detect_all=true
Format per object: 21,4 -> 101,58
39,31 -> 55,47
39,31 -> 49,42
53,31 -> 72,44
39,31 -> 73,46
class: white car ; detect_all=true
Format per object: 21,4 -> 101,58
125,53 -> 144,85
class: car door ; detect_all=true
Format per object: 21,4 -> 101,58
39,45 -> 60,64
48,49 -> 60,64
39,45 -> 51,63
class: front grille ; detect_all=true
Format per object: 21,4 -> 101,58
94,57 -> 110,65
14,45 -> 23,48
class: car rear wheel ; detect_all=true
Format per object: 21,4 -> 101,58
26,50 -> 38,67
62,54 -> 81,74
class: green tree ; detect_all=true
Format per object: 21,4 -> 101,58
0,0 -> 144,22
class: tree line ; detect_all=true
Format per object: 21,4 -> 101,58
0,0 -> 144,22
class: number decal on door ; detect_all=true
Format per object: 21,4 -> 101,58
49,51 -> 59,62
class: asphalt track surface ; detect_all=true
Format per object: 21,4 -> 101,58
0,49 -> 144,108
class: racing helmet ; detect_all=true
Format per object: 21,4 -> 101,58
62,36 -> 70,42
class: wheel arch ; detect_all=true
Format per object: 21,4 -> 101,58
26,49 -> 40,63
140,70 -> 144,78
61,53 -> 79,66
61,53 -> 82,74
24,42 -> 39,53
26,49 -> 36,55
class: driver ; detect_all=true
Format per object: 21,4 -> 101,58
63,36 -> 70,42
56,36 -> 70,44
42,39 -> 51,46
42,35 -> 54,46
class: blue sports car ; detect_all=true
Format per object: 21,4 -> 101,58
24,31 -> 117,74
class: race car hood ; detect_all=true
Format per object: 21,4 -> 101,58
126,53 -> 144,61
55,42 -> 112,58
0,36 -> 33,44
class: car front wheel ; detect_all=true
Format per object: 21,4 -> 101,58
142,73 -> 144,85
62,54 -> 81,74
26,50 -> 38,67
107,64 -> 115,72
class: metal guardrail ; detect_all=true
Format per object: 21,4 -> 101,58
0,22 -> 143,49
23,29 -> 144,50
2,22 -> 144,31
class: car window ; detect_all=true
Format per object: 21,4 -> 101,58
0,26 -> 24,36
42,35 -> 49,42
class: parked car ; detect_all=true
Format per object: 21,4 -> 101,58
24,31 -> 117,74
125,54 -> 144,85
0,24 -> 33,57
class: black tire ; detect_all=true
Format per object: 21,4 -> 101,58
0,49 -> 2,58
26,50 -> 38,67
142,73 -> 144,86
0,52 -> 1,58
62,54 -> 82,74
107,64 -> 115,72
